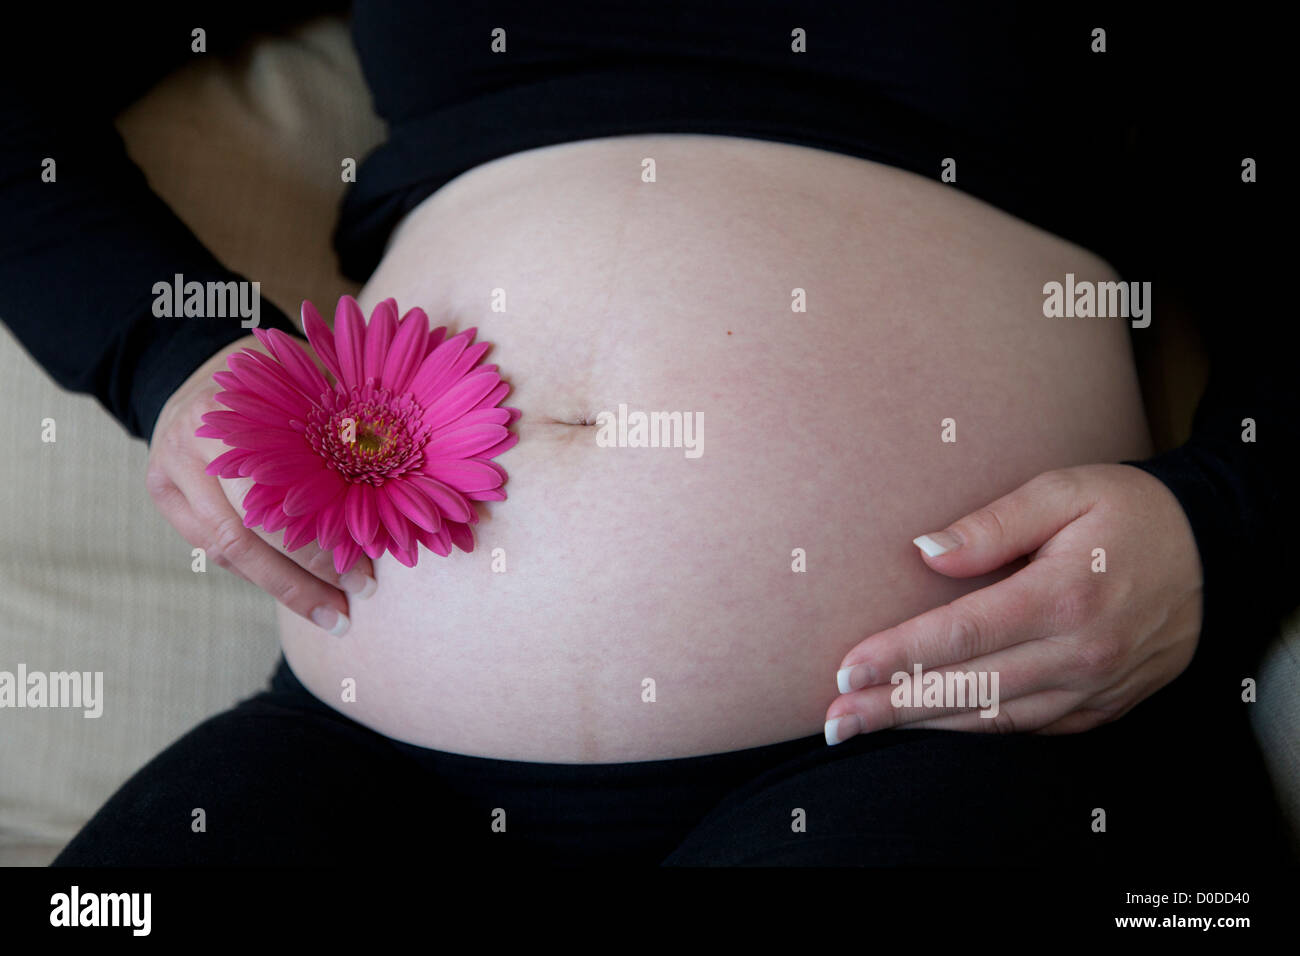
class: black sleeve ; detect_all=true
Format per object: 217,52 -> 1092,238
0,2 -> 345,442
1113,11 -> 1299,660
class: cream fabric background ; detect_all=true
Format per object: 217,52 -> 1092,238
0,15 -> 1295,865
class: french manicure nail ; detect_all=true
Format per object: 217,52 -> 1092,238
837,664 -> 869,694
824,714 -> 863,746
339,570 -> 377,599
310,605 -> 350,637
913,531 -> 960,557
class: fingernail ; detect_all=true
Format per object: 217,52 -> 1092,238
310,605 -> 350,637
824,714 -> 863,746
913,531 -> 960,557
339,570 -> 377,599
837,664 -> 870,694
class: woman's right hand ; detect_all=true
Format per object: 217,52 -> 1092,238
145,335 -> 375,636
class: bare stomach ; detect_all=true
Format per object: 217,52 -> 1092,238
277,134 -> 1152,762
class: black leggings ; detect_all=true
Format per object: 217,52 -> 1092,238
53,652 -> 1290,866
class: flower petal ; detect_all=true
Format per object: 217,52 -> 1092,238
447,521 -> 475,553
345,481 -> 380,545
242,483 -> 281,512
283,514 -> 318,552
384,478 -> 442,532
316,500 -> 348,550
422,371 -> 501,429
376,490 -> 415,554
302,300 -> 343,384
333,538 -> 363,575
414,340 -> 491,408
407,333 -> 468,405
390,542 -> 419,568
244,452 -> 329,486
415,524 -> 452,557
217,389 -> 291,426
382,307 -> 430,394
284,467 -> 346,516
263,506 -> 292,534
205,447 -> 253,478
425,407 -> 512,442
423,458 -> 505,493
212,370 -> 241,392
363,530 -> 390,560
408,475 -> 473,523
364,299 -> 397,383
235,348 -> 319,410
471,380 -> 511,414
219,428 -> 310,453
423,423 -> 510,460
200,409 -> 261,433
477,431 -> 520,459
334,295 -> 367,390
261,328 -> 331,397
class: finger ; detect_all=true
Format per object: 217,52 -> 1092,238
828,638 -> 1085,739
222,474 -> 377,596
150,477 -> 256,586
293,542 -> 377,599
195,433 -> 377,597
910,469 -> 1097,578
900,689 -> 1087,734
836,558 -> 1059,693
172,467 -> 352,636
1035,643 -> 1192,734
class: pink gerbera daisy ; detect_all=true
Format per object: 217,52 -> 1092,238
197,296 -> 519,573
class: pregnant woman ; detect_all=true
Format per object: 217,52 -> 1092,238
3,3 -> 1294,865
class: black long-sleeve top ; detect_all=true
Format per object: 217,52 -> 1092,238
1,2 -> 1295,659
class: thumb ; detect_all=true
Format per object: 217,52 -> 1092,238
911,470 -> 1091,577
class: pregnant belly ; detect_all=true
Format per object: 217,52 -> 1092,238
277,134 -> 1152,762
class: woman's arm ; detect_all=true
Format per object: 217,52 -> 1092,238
1115,10 -> 1298,665
1124,325 -> 1299,667
0,1 -> 342,440
0,1 -> 375,631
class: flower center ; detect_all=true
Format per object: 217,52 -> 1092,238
355,421 -> 391,456
305,385 -> 430,485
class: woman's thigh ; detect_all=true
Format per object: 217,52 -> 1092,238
51,670 -> 482,866
663,729 -> 1107,866
663,670 -> 1289,866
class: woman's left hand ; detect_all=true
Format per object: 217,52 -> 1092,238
824,464 -> 1204,742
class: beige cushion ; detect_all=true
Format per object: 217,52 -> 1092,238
1,14 -> 1296,865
